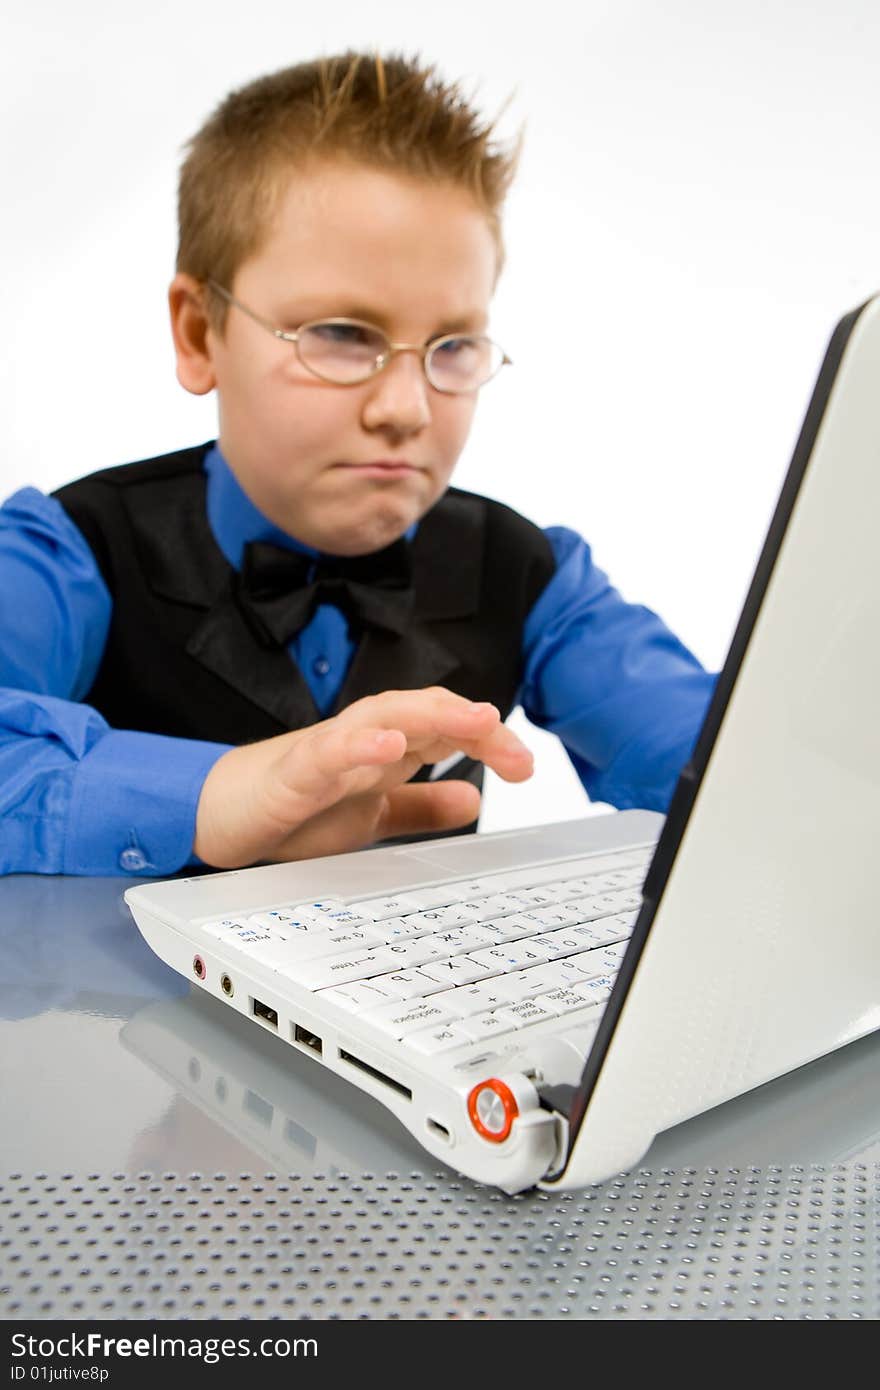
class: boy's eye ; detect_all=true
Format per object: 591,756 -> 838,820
309,321 -> 379,348
299,321 -> 387,379
433,336 -> 478,356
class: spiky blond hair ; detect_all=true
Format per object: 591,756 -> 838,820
176,50 -> 522,331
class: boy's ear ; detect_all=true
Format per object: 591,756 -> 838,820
168,273 -> 217,395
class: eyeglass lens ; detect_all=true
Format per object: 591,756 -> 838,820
298,321 -> 502,391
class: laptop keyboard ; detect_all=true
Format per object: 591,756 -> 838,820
200,847 -> 651,1060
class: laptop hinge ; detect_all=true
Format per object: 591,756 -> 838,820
537,1082 -> 576,1119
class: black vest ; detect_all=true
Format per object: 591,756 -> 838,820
54,443 -> 556,800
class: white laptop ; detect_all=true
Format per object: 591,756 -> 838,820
126,293 -> 880,1194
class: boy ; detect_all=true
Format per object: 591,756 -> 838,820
0,51 -> 717,878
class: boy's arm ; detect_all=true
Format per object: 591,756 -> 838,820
518,527 -> 719,813
0,488 -> 232,875
0,490 -> 534,874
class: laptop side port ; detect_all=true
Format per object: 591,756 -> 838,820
338,1048 -> 412,1100
252,998 -> 278,1030
292,1024 -> 322,1055
192,954 -> 206,980
426,1118 -> 451,1143
220,974 -> 234,997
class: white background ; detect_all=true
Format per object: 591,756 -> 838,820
2,0 -> 878,831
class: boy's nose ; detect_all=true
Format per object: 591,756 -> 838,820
360,350 -> 432,435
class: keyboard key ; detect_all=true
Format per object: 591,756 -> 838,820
552,956 -> 605,987
248,910 -> 325,934
295,949 -> 392,990
369,940 -> 451,971
361,998 -> 458,1038
205,919 -> 294,949
409,905 -> 480,930
226,935 -> 327,968
312,907 -> 374,929
580,891 -> 632,916
598,941 -> 629,966
430,925 -> 495,954
424,987 -> 480,1018
242,923 -> 389,966
521,905 -> 582,930
381,916 -> 438,943
320,924 -> 388,951
317,980 -> 401,1011
290,899 -> 348,919
534,988 -> 596,1017
403,1023 -> 475,1056
348,894 -> 425,920
202,917 -> 257,939
455,1010 -> 520,1043
364,970 -> 445,1000
505,887 -> 561,910
493,999 -> 556,1028
488,970 -> 553,1002
565,921 -> 628,948
468,941 -> 557,973
567,950 -> 614,981
457,894 -> 524,919
429,981 -> 516,1016
466,915 -> 536,945
417,956 -> 493,986
571,974 -> 617,1005
527,928 -> 586,957
550,878 -> 600,901
510,961 -> 586,995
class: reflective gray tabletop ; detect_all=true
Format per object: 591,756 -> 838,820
2,872 -> 879,1319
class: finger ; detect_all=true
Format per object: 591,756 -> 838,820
374,780 -> 482,841
457,730 -> 534,782
338,688 -> 502,745
338,689 -> 532,783
406,723 -> 534,783
267,724 -> 407,826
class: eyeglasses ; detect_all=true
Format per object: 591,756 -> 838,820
206,280 -> 511,394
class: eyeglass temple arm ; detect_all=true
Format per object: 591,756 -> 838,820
205,280 -> 298,342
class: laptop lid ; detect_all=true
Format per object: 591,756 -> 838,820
547,293 -> 880,1188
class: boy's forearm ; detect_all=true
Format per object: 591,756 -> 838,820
0,692 -> 230,876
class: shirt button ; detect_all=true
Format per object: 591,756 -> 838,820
313,656 -> 331,677
119,847 -> 148,872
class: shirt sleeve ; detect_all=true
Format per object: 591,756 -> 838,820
0,488 -> 231,876
519,527 -> 719,813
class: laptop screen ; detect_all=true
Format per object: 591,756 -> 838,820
560,296 -> 873,1156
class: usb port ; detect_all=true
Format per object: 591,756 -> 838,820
293,1024 -> 322,1055
252,998 -> 278,1029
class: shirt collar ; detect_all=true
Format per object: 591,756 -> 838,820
204,442 -> 417,571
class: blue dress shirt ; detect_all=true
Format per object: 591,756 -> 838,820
0,445 -> 717,876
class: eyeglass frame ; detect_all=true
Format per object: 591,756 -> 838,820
204,279 -> 512,394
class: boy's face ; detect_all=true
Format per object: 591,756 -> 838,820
173,161 -> 499,555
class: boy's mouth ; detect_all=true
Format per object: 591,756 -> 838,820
334,460 -> 420,478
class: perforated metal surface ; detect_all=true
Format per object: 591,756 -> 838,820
1,1165 -> 876,1319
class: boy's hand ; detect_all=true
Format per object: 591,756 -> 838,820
193,687 -> 533,868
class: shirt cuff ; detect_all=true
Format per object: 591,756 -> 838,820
62,729 -> 230,877
567,701 -> 709,814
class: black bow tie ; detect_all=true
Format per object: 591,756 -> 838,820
235,537 -> 415,647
